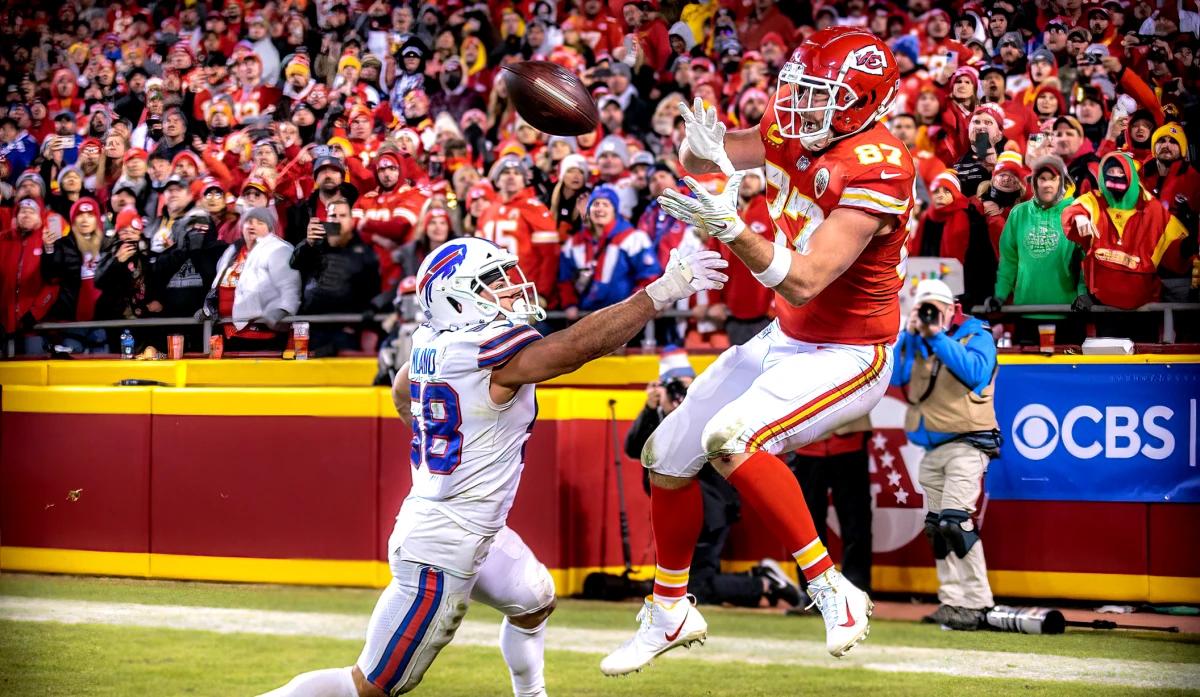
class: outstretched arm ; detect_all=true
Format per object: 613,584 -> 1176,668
489,251 -> 728,402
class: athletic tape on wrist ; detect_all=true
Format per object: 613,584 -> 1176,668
751,244 -> 791,288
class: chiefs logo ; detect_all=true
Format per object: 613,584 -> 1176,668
848,46 -> 887,76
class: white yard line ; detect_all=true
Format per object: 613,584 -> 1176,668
1,596 -> 1195,690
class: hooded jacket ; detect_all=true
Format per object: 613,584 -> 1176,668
995,156 -> 1084,306
1063,152 -> 1189,308
0,203 -> 60,332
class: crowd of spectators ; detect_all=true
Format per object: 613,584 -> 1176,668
0,0 -> 1197,356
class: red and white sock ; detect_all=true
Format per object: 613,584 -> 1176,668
650,480 -> 703,605
726,451 -> 834,582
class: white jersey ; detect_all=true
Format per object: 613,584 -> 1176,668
391,320 -> 540,577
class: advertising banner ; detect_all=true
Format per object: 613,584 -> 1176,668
989,363 -> 1200,502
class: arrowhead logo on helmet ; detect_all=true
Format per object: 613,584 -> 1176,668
849,46 -> 887,76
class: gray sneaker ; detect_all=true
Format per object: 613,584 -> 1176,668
922,604 -> 954,625
943,606 -> 986,631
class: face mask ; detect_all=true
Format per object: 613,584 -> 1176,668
444,72 -> 462,89
1105,176 -> 1128,196
211,125 -> 231,138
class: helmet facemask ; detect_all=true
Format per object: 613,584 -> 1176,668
453,259 -> 546,326
775,62 -> 860,150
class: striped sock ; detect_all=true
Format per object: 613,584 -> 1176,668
792,538 -> 834,581
650,480 -> 703,605
652,565 -> 690,606
726,451 -> 833,583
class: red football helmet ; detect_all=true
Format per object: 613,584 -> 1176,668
775,27 -> 901,150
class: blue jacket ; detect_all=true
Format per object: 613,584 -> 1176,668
559,217 -> 661,311
891,316 -> 997,449
1,132 -> 38,184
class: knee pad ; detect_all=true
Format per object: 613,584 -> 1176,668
938,510 -> 980,559
924,512 -> 949,560
700,411 -> 748,460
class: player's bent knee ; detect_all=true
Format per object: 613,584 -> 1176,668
700,412 -> 749,462
352,665 -> 389,697
509,595 -> 556,629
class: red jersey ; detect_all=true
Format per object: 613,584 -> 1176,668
718,195 -> 775,320
475,189 -> 560,300
571,13 -> 625,55
758,102 -> 914,346
353,185 -> 426,290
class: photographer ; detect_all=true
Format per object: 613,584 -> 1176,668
891,280 -> 999,631
623,347 -> 800,609
290,198 -> 381,356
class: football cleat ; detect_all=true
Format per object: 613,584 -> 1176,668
805,568 -> 873,657
600,595 -> 708,676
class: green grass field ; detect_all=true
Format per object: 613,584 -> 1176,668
1,574 -> 1197,696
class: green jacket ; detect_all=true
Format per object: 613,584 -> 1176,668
994,196 -> 1084,307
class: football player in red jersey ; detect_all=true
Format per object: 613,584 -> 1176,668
603,27 -> 914,675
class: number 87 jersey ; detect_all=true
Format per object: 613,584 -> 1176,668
405,320 -> 541,540
758,101 -> 916,346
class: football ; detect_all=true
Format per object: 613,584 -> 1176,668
502,61 -> 599,136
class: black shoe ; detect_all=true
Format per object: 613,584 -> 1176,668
943,606 -> 986,631
922,604 -> 954,625
753,558 -> 803,607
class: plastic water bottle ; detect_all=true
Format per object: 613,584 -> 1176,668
120,329 -> 135,359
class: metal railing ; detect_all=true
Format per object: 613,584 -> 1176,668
11,309 -> 699,357
969,303 -> 1199,344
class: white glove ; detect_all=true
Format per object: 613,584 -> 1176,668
657,172 -> 747,243
679,98 -> 735,176
645,249 -> 729,311
1073,214 -> 1099,239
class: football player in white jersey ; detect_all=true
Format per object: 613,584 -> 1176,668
260,237 -> 728,697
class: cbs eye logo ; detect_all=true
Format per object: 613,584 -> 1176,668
1011,404 -> 1059,460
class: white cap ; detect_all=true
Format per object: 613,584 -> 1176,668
914,279 -> 955,305
558,153 -> 590,179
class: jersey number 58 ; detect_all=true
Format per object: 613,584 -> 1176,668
410,381 -> 463,474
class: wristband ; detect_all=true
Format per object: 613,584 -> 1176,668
751,243 -> 792,288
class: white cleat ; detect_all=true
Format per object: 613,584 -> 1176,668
806,568 -> 873,657
600,595 -> 708,676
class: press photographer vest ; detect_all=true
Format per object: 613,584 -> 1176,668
902,338 -> 997,435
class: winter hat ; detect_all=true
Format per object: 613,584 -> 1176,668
971,103 -> 1006,131
16,170 -> 46,198
1151,122 -> 1187,153
489,154 -> 530,185
241,206 -> 276,232
172,150 -> 203,172
69,197 -> 100,220
994,151 -> 1030,179
17,197 -> 43,216
337,54 -> 362,73
57,164 -> 83,188
559,153 -> 590,179
124,148 -> 148,162
658,345 -> 695,381
891,35 -> 920,64
1030,154 -> 1069,183
951,65 -> 980,95
115,207 -> 144,232
587,185 -> 622,215
931,169 -> 962,194
596,135 -> 630,166
375,151 -> 402,170
285,54 -> 311,79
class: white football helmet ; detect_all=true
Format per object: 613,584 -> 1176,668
416,237 -> 545,331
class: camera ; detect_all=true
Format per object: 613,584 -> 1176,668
918,302 -> 940,326
664,378 -> 689,404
